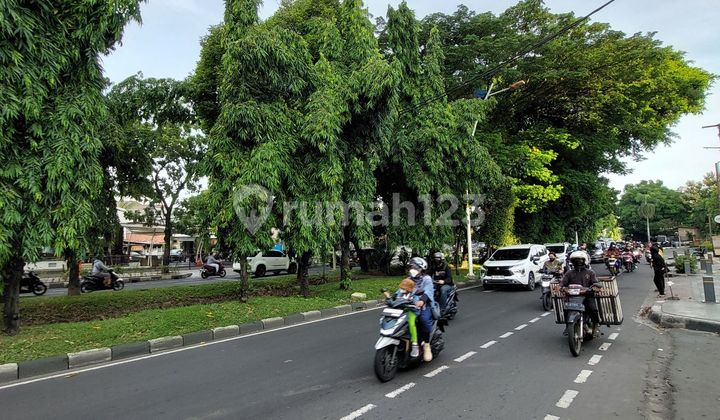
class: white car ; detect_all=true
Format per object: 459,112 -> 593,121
482,244 -> 549,290
233,250 -> 297,277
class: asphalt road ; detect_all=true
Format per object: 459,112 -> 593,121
32,264 -> 342,297
0,263 -> 704,419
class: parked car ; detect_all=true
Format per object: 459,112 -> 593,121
129,251 -> 143,263
233,250 -> 297,277
482,244 -> 548,291
544,242 -> 571,267
169,249 -> 186,262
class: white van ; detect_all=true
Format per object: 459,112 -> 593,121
482,244 -> 549,290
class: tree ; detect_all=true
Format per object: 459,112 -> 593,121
107,75 -> 204,268
680,173 -> 720,238
174,191 -> 215,261
0,1 -> 143,334
617,181 -> 688,239
375,3 -> 513,260
416,1 -> 714,242
201,0 -> 398,296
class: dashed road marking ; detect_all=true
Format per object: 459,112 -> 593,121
529,317 -> 541,323
556,389 -> 579,408
339,404 -> 376,420
454,351 -> 476,363
599,342 -> 612,351
608,332 -> 619,340
515,324 -> 528,330
385,382 -> 415,398
574,369 -> 593,384
588,355 -> 603,366
544,415 -> 560,420
541,312 -> 552,317
480,340 -> 497,349
499,332 -> 514,339
424,365 -> 449,378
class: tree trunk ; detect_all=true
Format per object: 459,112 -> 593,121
339,226 -> 351,289
296,251 -> 312,298
353,240 -> 369,273
238,257 -> 249,302
2,250 -> 24,335
162,209 -> 172,270
64,248 -> 81,296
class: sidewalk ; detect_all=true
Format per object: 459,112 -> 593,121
648,265 -> 720,334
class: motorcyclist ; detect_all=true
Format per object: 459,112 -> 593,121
206,252 -> 220,273
430,252 -> 454,313
561,251 -> 602,337
542,252 -> 563,273
91,257 -> 114,288
408,257 -> 436,363
383,278 -> 420,357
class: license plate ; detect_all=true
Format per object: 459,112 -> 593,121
382,308 -> 403,317
564,302 -> 584,311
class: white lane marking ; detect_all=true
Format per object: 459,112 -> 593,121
544,415 -> 560,420
608,332 -> 619,340
529,317 -> 541,323
499,332 -> 514,339
339,404 -> 376,420
454,351 -> 476,363
0,304 -> 390,391
541,312 -> 552,317
556,389 -> 579,408
483,289 -> 496,293
599,342 -> 612,351
515,324 -> 528,330
480,340 -> 497,349
574,369 -> 593,384
424,365 -> 449,378
385,382 -> 415,398
588,355 -> 603,366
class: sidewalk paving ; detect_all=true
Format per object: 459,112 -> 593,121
648,265 -> 720,334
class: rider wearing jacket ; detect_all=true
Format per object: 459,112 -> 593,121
561,251 -> 601,337
91,258 -> 114,287
409,257 -> 435,363
431,252 -> 454,312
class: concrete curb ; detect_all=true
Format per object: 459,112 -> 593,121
149,336 -> 183,353
0,363 -> 18,383
0,298 -> 387,385
68,348 -> 111,369
648,305 -> 720,334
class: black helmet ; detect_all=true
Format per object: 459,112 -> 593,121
409,257 -> 428,271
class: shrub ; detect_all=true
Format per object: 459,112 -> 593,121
674,255 -> 698,274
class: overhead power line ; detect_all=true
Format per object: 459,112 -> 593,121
398,0 -> 617,116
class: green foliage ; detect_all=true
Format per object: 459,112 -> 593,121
680,173 -> 720,237
0,0 -> 143,263
618,181 -> 688,239
674,254 -> 698,274
416,1 -> 714,242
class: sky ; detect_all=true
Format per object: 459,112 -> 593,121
101,0 -> 720,194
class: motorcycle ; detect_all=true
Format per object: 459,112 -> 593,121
632,248 -> 642,264
621,251 -> 635,273
605,257 -> 620,276
374,295 -> 445,382
433,281 -> 458,320
200,262 -> 227,279
20,271 -> 48,296
80,270 -> 125,293
562,284 -> 597,357
644,250 -> 652,264
539,270 -> 561,311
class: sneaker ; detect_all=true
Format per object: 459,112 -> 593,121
422,343 -> 432,362
657,294 -> 666,298
410,343 -> 419,358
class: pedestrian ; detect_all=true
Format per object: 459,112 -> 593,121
650,246 -> 668,297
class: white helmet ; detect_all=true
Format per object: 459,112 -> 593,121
569,251 -> 588,268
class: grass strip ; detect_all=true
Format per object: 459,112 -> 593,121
0,276 -> 402,364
